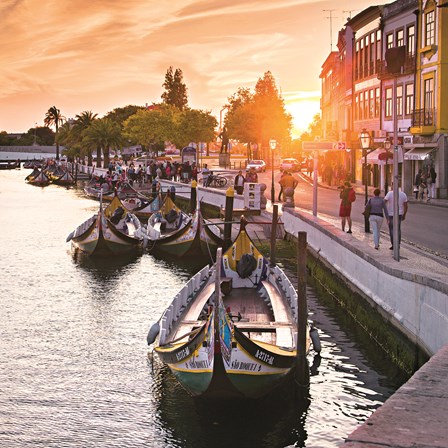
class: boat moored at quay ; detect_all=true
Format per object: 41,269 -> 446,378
148,218 -> 310,399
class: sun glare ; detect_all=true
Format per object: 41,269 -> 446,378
285,98 -> 321,139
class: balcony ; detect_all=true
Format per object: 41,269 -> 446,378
410,108 -> 436,135
376,54 -> 416,80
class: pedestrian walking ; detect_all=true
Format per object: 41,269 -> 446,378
201,164 -> 211,187
279,171 -> 298,202
278,171 -> 286,201
234,170 -> 246,195
384,182 -> 408,250
427,166 -> 437,201
339,181 -> 356,233
413,169 -> 422,199
367,188 -> 389,250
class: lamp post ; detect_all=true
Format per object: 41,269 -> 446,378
383,138 -> 392,194
359,129 -> 372,233
269,139 -> 276,205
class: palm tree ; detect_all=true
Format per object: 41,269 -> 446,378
82,118 -> 123,168
73,111 -> 98,166
44,106 -> 65,160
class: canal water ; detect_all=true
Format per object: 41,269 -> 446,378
0,168 -> 409,448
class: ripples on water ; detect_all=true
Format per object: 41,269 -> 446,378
0,169 -> 408,447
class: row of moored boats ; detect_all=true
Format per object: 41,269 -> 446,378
24,161 -> 317,400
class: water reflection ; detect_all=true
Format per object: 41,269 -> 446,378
71,248 -> 141,282
0,170 -> 409,448
149,358 -> 312,448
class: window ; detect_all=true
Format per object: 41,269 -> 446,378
375,88 -> 380,117
369,89 -> 375,118
424,77 -> 434,111
385,87 -> 393,118
396,29 -> 404,47
355,94 -> 359,120
407,25 -> 415,55
425,10 -> 435,46
405,83 -> 414,116
386,33 -> 394,49
396,85 -> 403,117
370,32 -> 375,74
364,90 -> 369,118
376,30 -> 382,65
359,92 -> 363,119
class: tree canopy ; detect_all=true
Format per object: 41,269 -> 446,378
44,106 -> 65,159
123,105 -> 217,154
224,71 -> 292,152
82,118 -> 122,168
161,66 -> 188,111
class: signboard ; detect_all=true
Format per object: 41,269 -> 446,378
181,146 -> 197,164
302,142 -> 334,150
243,183 -> 261,210
302,141 -> 347,151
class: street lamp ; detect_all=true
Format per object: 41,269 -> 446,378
269,139 -> 277,205
359,129 -> 372,233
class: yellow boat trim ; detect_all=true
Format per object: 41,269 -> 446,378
169,366 -> 213,374
236,339 -> 297,357
224,230 -> 262,270
225,369 -> 287,376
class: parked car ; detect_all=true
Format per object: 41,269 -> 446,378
279,158 -> 301,172
246,159 -> 267,173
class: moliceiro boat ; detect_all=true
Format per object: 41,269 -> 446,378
148,218 -> 310,399
67,193 -> 145,256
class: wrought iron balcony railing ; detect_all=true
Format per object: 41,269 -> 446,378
412,108 -> 436,127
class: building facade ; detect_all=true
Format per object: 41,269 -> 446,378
320,0 -> 447,198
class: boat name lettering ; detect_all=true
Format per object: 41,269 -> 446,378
231,360 -> 259,371
187,359 -> 209,369
255,349 -> 274,365
176,346 -> 190,361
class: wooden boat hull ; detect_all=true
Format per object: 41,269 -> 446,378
150,225 -> 310,399
155,313 -> 215,396
148,205 -> 223,258
52,171 -> 75,186
27,170 -> 50,186
70,196 -> 143,256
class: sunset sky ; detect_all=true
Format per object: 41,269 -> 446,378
1,0 -> 385,138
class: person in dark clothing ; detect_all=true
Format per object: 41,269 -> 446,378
414,169 -> 422,199
367,188 -> 389,250
234,170 -> 246,194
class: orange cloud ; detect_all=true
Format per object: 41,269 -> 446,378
0,0 -> 384,136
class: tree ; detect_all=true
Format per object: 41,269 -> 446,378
82,118 -> 122,168
105,105 -> 145,131
175,109 -> 217,149
161,66 -> 188,111
224,72 -> 292,158
73,111 -> 98,165
123,105 -> 178,156
44,106 -> 65,160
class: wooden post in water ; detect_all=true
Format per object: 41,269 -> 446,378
296,231 -> 309,387
270,204 -> 278,266
190,180 -> 197,213
223,186 -> 234,251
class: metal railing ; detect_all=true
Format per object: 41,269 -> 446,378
412,108 -> 436,127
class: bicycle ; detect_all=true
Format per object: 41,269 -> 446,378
206,174 -> 228,188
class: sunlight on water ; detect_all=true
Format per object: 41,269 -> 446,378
0,169 -> 407,448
